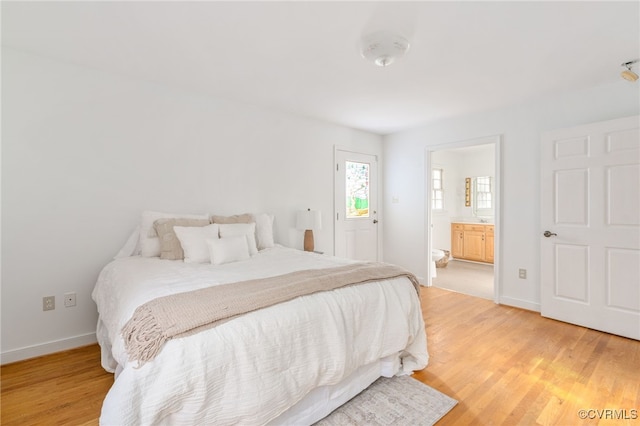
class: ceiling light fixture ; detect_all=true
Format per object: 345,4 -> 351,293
360,31 -> 410,67
621,60 -> 639,82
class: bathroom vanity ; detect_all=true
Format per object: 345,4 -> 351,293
451,223 -> 494,264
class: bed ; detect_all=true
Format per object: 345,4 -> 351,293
92,211 -> 428,425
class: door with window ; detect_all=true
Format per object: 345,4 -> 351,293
541,115 -> 640,340
335,150 -> 378,261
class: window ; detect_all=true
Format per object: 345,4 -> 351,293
432,168 -> 444,210
473,176 -> 493,216
346,161 -> 370,218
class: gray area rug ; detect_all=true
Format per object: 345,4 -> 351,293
315,376 -> 457,426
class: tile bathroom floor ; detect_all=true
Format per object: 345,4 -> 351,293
432,259 -> 494,300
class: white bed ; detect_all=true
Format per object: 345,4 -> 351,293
93,245 -> 428,425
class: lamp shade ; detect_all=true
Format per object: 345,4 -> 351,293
296,209 -> 322,231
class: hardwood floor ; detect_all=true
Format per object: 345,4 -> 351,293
1,344 -> 113,425
417,288 -> 640,425
2,287 -> 638,425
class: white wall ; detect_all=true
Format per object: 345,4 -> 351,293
431,145 -> 495,251
1,49 -> 383,362
431,150 -> 461,252
383,81 -> 640,311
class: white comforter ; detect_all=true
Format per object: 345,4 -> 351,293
92,246 -> 428,425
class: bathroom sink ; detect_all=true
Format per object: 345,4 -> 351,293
452,218 -> 494,224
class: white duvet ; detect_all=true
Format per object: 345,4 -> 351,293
92,246 -> 428,425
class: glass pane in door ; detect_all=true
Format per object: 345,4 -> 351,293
346,161 -> 370,218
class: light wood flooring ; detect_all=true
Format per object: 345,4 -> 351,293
2,287 -> 639,425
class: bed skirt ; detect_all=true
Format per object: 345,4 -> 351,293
268,353 -> 402,425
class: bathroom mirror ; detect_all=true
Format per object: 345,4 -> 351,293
472,176 -> 494,218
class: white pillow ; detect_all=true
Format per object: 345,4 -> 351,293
114,225 -> 141,259
252,213 -> 275,250
174,224 -> 220,264
139,210 -> 209,257
207,236 -> 250,265
218,223 -> 258,255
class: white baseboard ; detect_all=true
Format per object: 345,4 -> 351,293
498,296 -> 541,313
1,332 -> 97,365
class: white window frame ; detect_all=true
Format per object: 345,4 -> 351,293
432,168 -> 444,211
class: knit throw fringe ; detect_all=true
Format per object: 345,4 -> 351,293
121,262 -> 420,367
121,306 -> 168,367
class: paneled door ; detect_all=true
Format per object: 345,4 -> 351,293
334,149 -> 378,261
540,115 -> 640,340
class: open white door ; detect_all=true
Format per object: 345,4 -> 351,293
541,115 -> 640,340
334,149 -> 378,261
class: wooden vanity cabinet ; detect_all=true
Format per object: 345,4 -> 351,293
485,226 -> 495,263
463,225 -> 486,262
451,223 -> 464,259
451,223 -> 494,264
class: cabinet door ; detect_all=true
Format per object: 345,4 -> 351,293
463,230 -> 485,261
451,228 -> 464,258
485,228 -> 494,263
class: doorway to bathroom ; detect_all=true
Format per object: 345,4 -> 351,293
425,136 -> 501,302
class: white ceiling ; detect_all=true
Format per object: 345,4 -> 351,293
3,1 -> 639,135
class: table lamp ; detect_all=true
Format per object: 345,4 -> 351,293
296,208 -> 322,252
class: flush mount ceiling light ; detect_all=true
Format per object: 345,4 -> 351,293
621,60 -> 639,82
360,31 -> 410,67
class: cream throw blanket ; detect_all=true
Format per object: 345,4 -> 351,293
122,262 -> 420,366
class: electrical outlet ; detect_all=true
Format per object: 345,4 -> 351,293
64,292 -> 76,307
518,269 -> 527,279
43,296 -> 55,311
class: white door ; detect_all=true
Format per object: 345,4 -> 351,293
541,115 -> 640,340
335,150 -> 379,261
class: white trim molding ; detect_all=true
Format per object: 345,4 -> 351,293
1,332 -> 97,365
499,296 -> 541,313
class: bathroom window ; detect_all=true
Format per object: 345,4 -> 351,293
432,168 -> 444,210
473,176 -> 493,216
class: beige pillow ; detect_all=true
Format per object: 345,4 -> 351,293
139,210 -> 209,257
210,213 -> 253,224
154,218 -> 210,260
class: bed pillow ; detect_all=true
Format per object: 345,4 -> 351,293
154,218 -> 210,260
139,210 -> 209,257
174,224 -> 220,264
218,223 -> 258,255
210,213 -> 253,224
207,236 -> 250,265
252,213 -> 275,250
114,225 -> 141,259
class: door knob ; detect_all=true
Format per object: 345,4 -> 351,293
373,219 -> 379,224
543,231 -> 557,238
